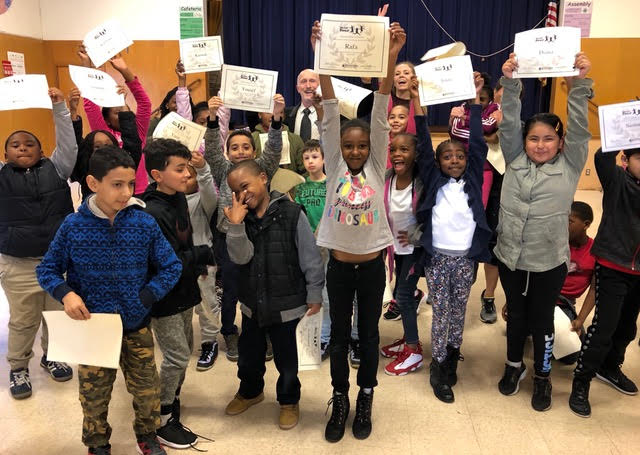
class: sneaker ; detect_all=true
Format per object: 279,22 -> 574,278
480,290 -> 497,324
88,444 -> 111,455
9,368 -> 32,399
569,377 -> 591,418
40,355 -> 73,382
324,392 -> 350,443
380,338 -> 405,358
224,333 -> 239,362
498,363 -> 527,396
320,342 -> 330,360
135,434 -> 166,455
385,344 -> 423,376
414,289 -> 425,314
265,337 -> 274,362
595,366 -> 638,395
531,376 -> 552,412
196,342 -> 218,371
352,389 -> 373,440
156,417 -> 198,449
382,300 -> 401,321
225,392 -> 265,415
349,338 -> 361,369
279,403 -> 299,430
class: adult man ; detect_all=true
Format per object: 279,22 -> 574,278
284,69 -> 320,142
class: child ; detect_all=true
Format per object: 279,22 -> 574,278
570,147 -> 640,418
184,152 -> 220,371
77,47 -> 152,195
203,94 -> 284,361
222,159 -> 324,430
496,52 -> 592,412
36,146 -> 182,455
1,88 -> 76,399
380,77 -> 424,376
142,139 -> 216,448
416,74 -> 491,403
253,111 -> 305,175
312,20 -> 405,443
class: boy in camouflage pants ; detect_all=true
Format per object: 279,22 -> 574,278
37,148 -> 182,455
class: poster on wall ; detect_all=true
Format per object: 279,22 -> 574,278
0,0 -> 13,15
559,0 -> 594,37
179,0 -> 205,39
7,51 -> 25,75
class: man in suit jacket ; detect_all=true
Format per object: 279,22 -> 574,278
284,69 -> 320,142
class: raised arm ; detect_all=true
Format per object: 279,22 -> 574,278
110,55 -> 152,141
77,46 -> 110,132
498,53 -> 524,165
467,73 -> 489,177
48,88 -> 79,180
203,95 -> 231,186
175,60 -> 193,121
256,94 -> 284,179
594,148 -> 621,192
119,111 -> 142,169
191,152 -> 218,222
378,22 -> 406,95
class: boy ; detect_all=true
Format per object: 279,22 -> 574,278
36,147 -> 182,455
1,88 -> 76,399
570,148 -> 640,418
253,111 -> 306,175
222,159 -> 324,430
142,139 -> 216,448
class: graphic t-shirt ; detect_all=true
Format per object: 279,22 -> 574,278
295,177 -> 327,233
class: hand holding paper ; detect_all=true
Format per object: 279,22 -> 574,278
512,27 -> 581,78
82,19 -> 134,68
296,311 -> 322,371
69,65 -> 125,108
564,52 -> 591,86
208,95 -> 223,119
62,291 -> 91,320
48,87 -> 65,104
273,93 -> 285,118
306,303 -> 322,316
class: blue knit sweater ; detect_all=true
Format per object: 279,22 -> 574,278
36,197 -> 182,331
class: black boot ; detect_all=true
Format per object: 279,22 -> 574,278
352,389 -> 373,440
445,346 -> 462,386
430,359 -> 454,403
569,377 -> 591,418
325,392 -> 350,443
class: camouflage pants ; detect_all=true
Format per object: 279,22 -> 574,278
78,326 -> 161,448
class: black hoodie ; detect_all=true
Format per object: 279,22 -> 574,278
142,183 -> 214,317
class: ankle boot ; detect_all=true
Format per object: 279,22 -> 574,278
445,346 -> 461,386
430,359 -> 454,403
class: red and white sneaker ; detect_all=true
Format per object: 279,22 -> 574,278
384,344 -> 423,376
380,338 -> 405,358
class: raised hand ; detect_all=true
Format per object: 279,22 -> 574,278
502,52 -> 518,79
208,95 -> 223,119
389,22 -> 406,55
69,88 -> 81,115
77,44 -> 93,68
176,59 -> 187,87
116,84 -> 126,96
272,93 -> 285,119
48,87 -> 65,104
409,75 -> 420,99
223,191 -> 248,224
109,54 -> 134,82
310,20 -> 322,53
190,151 -> 205,169
62,292 -> 91,320
473,71 -> 484,93
378,3 -> 389,16
565,51 -> 591,85
450,105 -> 465,119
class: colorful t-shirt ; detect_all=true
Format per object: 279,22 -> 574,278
295,177 -> 327,233
560,237 -> 595,300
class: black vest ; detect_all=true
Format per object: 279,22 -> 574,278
0,159 -> 74,257
238,197 -> 307,327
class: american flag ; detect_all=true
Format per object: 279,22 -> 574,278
546,1 -> 558,27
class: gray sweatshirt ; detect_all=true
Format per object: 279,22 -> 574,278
315,92 -> 393,254
186,162 -> 218,247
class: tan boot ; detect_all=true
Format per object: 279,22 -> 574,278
279,403 -> 299,430
225,392 -> 264,415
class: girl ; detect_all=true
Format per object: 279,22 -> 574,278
496,52 -> 592,412
312,21 -> 405,443
416,73 -> 491,403
380,77 -> 424,376
77,47 -> 152,195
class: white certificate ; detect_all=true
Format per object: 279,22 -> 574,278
415,55 -> 476,107
552,306 -> 582,359
598,101 -> 640,153
0,74 -> 52,111
314,14 -> 389,78
42,312 -> 123,369
296,311 -> 322,371
259,132 -> 291,165
83,19 -> 134,68
152,112 -> 207,151
513,26 -> 580,78
220,64 -> 278,113
420,42 -> 466,62
332,77 -> 373,119
68,65 -> 124,108
179,36 -> 224,74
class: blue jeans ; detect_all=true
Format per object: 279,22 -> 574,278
394,251 -> 421,345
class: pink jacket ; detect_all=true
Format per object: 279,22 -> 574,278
83,77 -> 151,194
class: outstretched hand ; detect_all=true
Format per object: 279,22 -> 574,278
310,20 -> 322,53
208,95 -> 223,119
223,191 -> 248,224
77,44 -> 93,68
502,52 -> 518,79
176,59 -> 187,87
273,93 -> 285,118
48,87 -> 64,104
389,22 -> 406,55
565,52 -> 591,87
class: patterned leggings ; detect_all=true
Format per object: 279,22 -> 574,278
425,253 -> 474,363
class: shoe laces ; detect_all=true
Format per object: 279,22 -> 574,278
325,394 -> 348,423
11,369 -> 30,387
168,418 -> 215,452
383,300 -> 397,311
355,392 -> 373,423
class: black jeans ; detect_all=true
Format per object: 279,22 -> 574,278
499,262 -> 567,376
214,235 -> 239,336
327,254 -> 385,394
575,263 -> 640,381
237,314 -> 301,405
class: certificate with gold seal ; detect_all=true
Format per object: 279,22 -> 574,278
314,14 -> 389,78
220,64 -> 278,113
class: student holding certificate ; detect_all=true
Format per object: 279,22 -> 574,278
495,52 -> 593,412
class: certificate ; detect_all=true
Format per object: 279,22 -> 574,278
552,306 -> 582,359
152,112 -> 207,151
83,19 -> 134,68
42,312 -> 123,369
420,42 -> 466,62
69,65 -> 124,108
415,55 -> 476,107
220,64 -> 278,113
0,74 -> 52,111
259,132 -> 291,165
598,101 -> 640,153
314,14 -> 389,78
331,77 -> 373,119
513,26 -> 580,78
296,311 -> 322,371
179,36 -> 224,74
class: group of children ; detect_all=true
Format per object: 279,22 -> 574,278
1,18 -> 639,455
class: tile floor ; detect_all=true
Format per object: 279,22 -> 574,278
1,190 -> 639,455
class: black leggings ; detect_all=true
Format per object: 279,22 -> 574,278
499,262 -> 567,376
